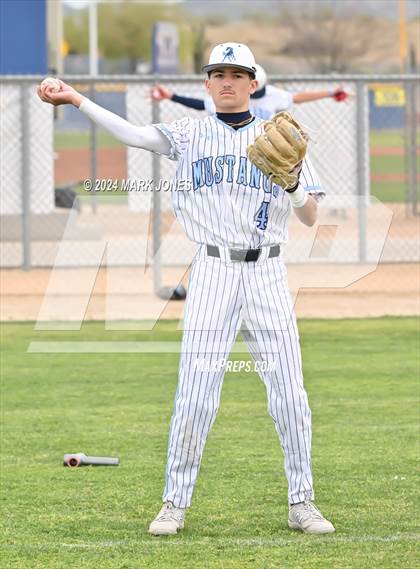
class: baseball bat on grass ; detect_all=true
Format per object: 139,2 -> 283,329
63,453 -> 119,467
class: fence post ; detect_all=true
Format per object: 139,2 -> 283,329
20,82 -> 31,270
152,88 -> 161,294
356,80 -> 368,262
406,79 -> 418,216
89,82 -> 98,214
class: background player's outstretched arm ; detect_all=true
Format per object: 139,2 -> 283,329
37,79 -> 171,155
151,84 -> 205,110
292,85 -> 349,104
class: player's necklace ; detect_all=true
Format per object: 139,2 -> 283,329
226,116 -> 255,128
217,110 -> 255,130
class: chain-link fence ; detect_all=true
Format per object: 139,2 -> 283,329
0,75 -> 418,287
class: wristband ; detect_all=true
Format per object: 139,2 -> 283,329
287,185 -> 308,208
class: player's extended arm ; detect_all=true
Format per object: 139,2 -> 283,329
151,84 -> 205,111
37,80 -> 171,155
79,99 -> 171,153
293,86 -> 349,104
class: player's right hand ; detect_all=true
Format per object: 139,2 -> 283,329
150,84 -> 172,101
37,79 -> 84,107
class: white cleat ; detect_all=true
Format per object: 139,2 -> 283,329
288,501 -> 335,534
148,502 -> 186,536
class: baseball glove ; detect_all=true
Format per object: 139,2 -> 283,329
246,112 -> 308,190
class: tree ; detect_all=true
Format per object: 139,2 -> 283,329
280,12 -> 379,73
64,10 -> 89,55
64,0 -> 197,72
191,21 -> 208,74
98,2 -> 171,72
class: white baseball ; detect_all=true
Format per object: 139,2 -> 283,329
41,77 -> 61,93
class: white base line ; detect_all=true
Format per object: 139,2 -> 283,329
27,341 -> 260,354
3,534 -> 419,550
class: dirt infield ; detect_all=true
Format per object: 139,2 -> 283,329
55,148 -> 126,185
370,147 -> 420,156
372,173 -> 420,183
1,263 -> 418,322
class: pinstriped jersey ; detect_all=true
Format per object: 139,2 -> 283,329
155,115 -> 323,249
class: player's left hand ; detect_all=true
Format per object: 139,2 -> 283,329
331,85 -> 350,102
247,112 -> 308,190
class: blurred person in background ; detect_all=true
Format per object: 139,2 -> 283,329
151,64 -> 349,119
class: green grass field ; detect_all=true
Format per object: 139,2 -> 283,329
369,130 -> 420,203
55,131 -> 123,150
56,128 -> 415,152
1,318 -> 418,568
369,130 -> 419,203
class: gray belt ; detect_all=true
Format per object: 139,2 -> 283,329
206,244 -> 280,262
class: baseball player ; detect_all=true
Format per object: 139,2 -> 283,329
38,42 -> 335,537
151,63 -> 349,119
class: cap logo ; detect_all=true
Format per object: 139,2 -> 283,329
222,46 -> 235,62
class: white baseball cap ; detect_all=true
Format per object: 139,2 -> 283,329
202,43 -> 257,76
255,64 -> 267,90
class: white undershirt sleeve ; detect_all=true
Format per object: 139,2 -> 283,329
78,98 -> 171,156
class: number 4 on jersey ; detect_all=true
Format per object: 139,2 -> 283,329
254,200 -> 270,230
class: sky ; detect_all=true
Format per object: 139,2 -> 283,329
63,0 -> 420,20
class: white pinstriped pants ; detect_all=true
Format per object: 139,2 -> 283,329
163,245 -> 313,508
